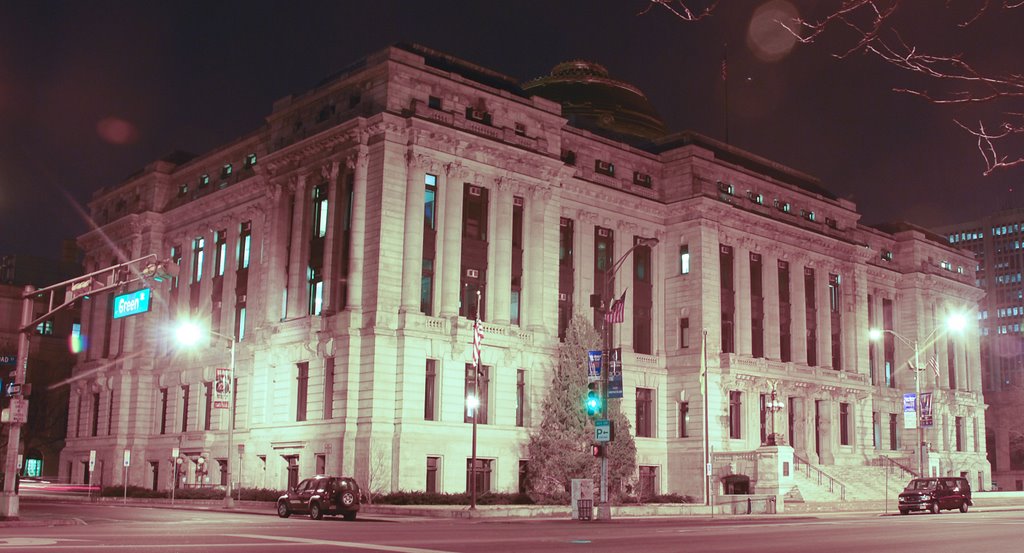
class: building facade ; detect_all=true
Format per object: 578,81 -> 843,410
937,211 -> 1024,490
59,44 -> 990,498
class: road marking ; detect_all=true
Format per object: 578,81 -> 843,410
228,534 -> 458,553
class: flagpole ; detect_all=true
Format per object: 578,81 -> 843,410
722,42 -> 729,145
470,289 -> 481,511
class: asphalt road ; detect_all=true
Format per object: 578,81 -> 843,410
3,502 -> 1022,553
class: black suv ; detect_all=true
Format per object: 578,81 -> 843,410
277,475 -> 361,520
898,477 -> 972,515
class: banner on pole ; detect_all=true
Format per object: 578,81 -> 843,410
903,393 -> 917,429
920,392 -> 933,427
587,351 -> 602,383
607,348 -> 623,399
214,367 -> 232,409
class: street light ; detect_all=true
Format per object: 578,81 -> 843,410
869,311 -> 969,477
175,320 -> 237,509
764,382 -> 785,446
596,236 -> 659,520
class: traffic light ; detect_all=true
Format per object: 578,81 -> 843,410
585,382 -> 602,417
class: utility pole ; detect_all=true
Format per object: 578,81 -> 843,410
0,286 -> 33,520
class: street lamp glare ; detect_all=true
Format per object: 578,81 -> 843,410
868,328 -> 883,341
946,312 -> 968,333
175,321 -> 205,346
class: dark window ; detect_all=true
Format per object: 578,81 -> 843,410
465,364 -> 489,424
219,459 -> 228,486
518,460 -> 529,494
839,403 -> 850,445
729,391 -> 742,439
426,457 -> 439,493
91,392 -> 100,437
889,413 -> 899,450
460,184 -> 488,319
595,159 -> 615,176
751,252 -> 764,358
466,458 -> 492,493
159,388 -> 169,435
632,237 -> 654,355
829,273 -> 842,370
181,385 -> 190,433
204,381 -> 213,431
296,362 -> 309,422
323,357 -> 335,420
516,369 -> 526,427
514,122 -> 526,136
678,401 -> 689,438
778,260 -> 791,362
561,149 -> 576,165
680,318 -> 690,349
511,196 -> 524,326
720,245 -> 735,353
558,218 -> 575,340
427,96 -> 442,110
883,299 -> 895,388
465,107 -> 491,125
308,183 -> 328,316
639,466 -> 657,500
633,171 -> 653,187
955,416 -> 964,451
425,359 -> 437,421
805,267 -> 817,366
868,295 -> 877,386
759,393 -> 767,445
873,411 -> 881,449
594,227 -> 614,328
422,174 -> 437,315
636,388 -> 653,438
316,454 -> 326,474
948,337 -> 958,389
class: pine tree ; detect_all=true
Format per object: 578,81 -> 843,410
526,313 -> 637,502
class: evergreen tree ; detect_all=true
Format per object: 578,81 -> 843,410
526,313 -> 637,502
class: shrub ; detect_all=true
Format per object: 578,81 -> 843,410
371,491 -> 535,506
235,487 -> 286,502
100,485 -> 166,498
618,493 -> 694,504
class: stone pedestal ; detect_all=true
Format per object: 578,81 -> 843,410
755,445 -> 794,512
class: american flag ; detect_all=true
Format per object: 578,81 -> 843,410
604,289 -> 627,324
472,316 -> 484,366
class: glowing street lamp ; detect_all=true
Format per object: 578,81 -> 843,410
175,320 -> 237,509
869,311 -> 969,476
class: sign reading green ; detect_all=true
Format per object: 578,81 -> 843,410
112,288 -> 152,319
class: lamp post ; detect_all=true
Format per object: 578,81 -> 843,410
175,321 -> 237,509
869,312 -> 968,477
596,236 -> 659,520
764,381 -> 785,446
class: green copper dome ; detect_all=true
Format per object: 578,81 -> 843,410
523,61 -> 668,145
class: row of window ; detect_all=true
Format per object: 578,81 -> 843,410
716,181 -> 839,228
948,230 -> 983,243
177,153 -> 258,197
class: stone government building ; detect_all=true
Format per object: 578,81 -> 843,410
59,44 -> 990,500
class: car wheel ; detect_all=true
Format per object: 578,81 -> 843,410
341,491 -> 356,506
277,502 -> 291,518
959,502 -> 969,513
310,502 -> 324,520
343,512 -> 357,521
930,502 -> 940,514
899,509 -> 909,515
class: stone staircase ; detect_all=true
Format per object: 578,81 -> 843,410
785,457 -> 917,505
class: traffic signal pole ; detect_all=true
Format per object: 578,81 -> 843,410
0,286 -> 33,520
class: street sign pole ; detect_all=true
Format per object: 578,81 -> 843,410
0,285 -> 33,521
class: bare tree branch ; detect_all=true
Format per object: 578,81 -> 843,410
640,0 -> 717,21
647,0 -> 1024,176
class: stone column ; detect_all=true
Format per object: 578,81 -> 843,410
763,252 -> 781,361
286,173 -> 309,318
791,260 -> 808,366
438,164 -> 465,318
400,154 -> 426,314
525,189 -> 553,331
736,245 -> 752,357
490,180 -> 514,325
346,147 -> 369,313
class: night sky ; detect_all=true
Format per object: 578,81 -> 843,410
2,1 -> 1022,258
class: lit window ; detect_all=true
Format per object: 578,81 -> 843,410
747,191 -> 763,204
774,199 -> 791,213
244,153 -> 257,168
718,181 -> 734,195
199,174 -> 210,188
679,245 -> 690,274
221,164 -> 233,178
595,160 -> 615,177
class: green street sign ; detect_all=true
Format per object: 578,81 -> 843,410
112,288 -> 152,319
595,419 -> 611,443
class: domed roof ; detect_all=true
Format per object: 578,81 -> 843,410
523,61 -> 668,144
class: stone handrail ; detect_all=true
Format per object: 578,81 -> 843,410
793,454 -> 846,501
